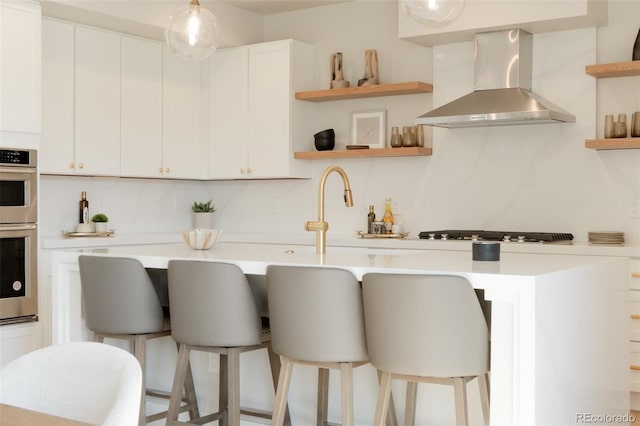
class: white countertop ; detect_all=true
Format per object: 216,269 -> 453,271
42,231 -> 640,258
49,240 -> 627,282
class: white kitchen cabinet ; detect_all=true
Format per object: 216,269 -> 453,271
209,39 -> 314,179
162,47 -> 203,179
0,0 -> 41,149
40,18 -> 74,173
398,0 -> 607,46
0,322 -> 41,367
120,36 -> 162,178
74,26 -> 120,176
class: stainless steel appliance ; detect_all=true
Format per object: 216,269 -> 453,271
416,29 -> 575,128
418,230 -> 574,244
0,148 -> 38,324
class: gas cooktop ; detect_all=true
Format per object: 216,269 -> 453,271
418,230 -> 574,243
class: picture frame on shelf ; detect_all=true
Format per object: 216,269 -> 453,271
351,110 -> 386,148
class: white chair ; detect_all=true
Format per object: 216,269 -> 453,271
0,342 -> 142,426
362,273 -> 490,426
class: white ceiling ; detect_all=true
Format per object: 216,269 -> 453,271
218,0 -> 351,15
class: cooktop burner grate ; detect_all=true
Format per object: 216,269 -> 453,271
418,230 -> 574,243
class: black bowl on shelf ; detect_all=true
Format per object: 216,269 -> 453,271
314,129 -> 335,151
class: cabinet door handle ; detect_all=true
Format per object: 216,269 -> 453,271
247,167 -> 252,174
631,365 -> 640,371
69,162 -> 75,169
240,168 -> 245,174
159,167 -> 163,173
165,167 -> 170,173
78,163 -> 84,169
632,272 -> 640,278
632,314 -> 640,320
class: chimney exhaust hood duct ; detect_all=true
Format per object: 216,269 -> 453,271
416,29 -> 575,128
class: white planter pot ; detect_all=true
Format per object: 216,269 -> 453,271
193,212 -> 214,229
94,222 -> 108,233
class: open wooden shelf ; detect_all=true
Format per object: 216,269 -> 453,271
585,138 -> 640,150
295,81 -> 433,102
585,61 -> 640,78
294,146 -> 432,159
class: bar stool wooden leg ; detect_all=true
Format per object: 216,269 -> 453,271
133,335 -> 147,426
317,367 -> 329,426
167,344 -> 190,425
272,356 -> 294,426
404,382 -> 418,426
340,363 -> 354,426
373,372 -> 393,426
219,353 -> 228,426
267,347 -> 291,426
453,377 -> 469,426
478,373 -> 490,426
376,370 -> 398,426
227,349 -> 241,426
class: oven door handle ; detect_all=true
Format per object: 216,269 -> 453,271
0,166 -> 36,174
0,224 -> 37,231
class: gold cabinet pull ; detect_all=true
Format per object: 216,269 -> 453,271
631,365 -> 640,371
78,163 -> 84,169
247,167 -> 252,174
158,167 -> 163,173
240,168 -> 245,174
165,167 -> 170,173
69,162 -> 74,169
632,314 -> 640,320
632,272 -> 640,279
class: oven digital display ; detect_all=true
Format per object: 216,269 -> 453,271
0,150 -> 30,165
0,237 -> 26,298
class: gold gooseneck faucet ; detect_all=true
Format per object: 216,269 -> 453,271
305,165 -> 353,254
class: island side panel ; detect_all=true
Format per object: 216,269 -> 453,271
534,257 -> 629,425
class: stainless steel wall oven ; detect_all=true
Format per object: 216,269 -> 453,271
0,148 -> 37,324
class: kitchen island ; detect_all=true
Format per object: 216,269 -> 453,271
48,241 -> 630,426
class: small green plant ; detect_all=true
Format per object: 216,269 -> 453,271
192,200 -> 215,213
91,213 -> 109,223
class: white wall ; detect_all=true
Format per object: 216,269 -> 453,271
40,0 -> 640,243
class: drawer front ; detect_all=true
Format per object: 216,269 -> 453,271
630,341 -> 640,392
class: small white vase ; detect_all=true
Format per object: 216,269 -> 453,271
193,212 -> 214,229
94,222 -> 108,233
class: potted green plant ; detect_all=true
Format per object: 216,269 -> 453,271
91,213 -> 109,233
192,200 -> 215,229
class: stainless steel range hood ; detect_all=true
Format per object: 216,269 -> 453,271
416,29 -> 575,128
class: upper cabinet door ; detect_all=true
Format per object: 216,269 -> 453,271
74,26 -> 120,176
120,36 -> 162,178
209,46 -> 249,179
247,42 -> 291,178
40,18 -> 74,174
0,0 -> 41,141
163,47 -> 202,179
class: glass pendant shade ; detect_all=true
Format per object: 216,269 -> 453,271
165,0 -> 219,61
402,0 -> 466,28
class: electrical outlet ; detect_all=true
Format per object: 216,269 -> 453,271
629,198 -> 640,218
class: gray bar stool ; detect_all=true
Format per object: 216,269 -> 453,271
362,273 -> 490,426
267,265 -> 397,426
166,260 -> 290,426
78,255 -> 198,425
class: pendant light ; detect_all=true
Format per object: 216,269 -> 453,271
402,0 -> 466,28
165,0 -> 219,61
